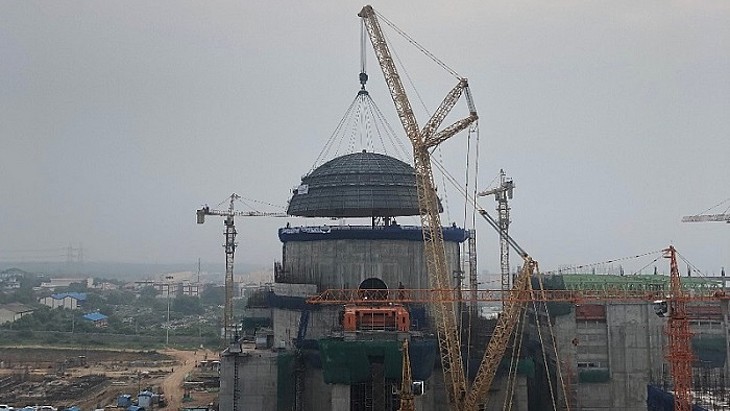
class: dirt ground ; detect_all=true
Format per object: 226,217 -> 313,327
0,347 -> 218,409
160,348 -> 217,410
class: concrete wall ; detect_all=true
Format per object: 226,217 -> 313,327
281,239 -> 462,291
273,307 -> 341,347
534,303 -> 664,411
219,350 -> 279,411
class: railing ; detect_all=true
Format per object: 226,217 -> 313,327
307,288 -> 730,305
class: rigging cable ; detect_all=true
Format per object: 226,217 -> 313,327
535,266 -> 572,411
374,9 -> 461,79
530,262 -> 560,411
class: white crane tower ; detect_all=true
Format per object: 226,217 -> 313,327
196,193 -> 286,343
478,169 -> 515,308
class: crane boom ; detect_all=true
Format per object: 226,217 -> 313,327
464,259 -> 533,409
682,213 -> 730,223
358,5 -> 477,408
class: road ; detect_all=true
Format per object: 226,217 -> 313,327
160,348 -> 207,410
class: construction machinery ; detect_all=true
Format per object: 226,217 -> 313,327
682,198 -> 730,223
399,339 -> 415,411
478,170 -> 515,307
358,5 -> 705,410
196,193 -> 286,342
310,246 -> 721,410
358,5 -> 478,408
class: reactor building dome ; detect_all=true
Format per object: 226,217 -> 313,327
287,150 -> 433,218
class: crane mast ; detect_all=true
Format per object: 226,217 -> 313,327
196,193 -> 286,342
665,245 -> 693,411
399,339 -> 415,411
479,169 -> 515,308
358,5 -> 478,409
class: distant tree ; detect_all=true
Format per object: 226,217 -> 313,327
139,286 -> 160,300
12,287 -> 34,304
105,290 -> 136,306
172,295 -> 203,316
200,285 -> 225,306
84,293 -> 109,312
65,282 -> 88,292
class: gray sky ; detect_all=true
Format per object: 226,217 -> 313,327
1,1 -> 728,277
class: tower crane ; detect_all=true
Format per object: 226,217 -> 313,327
359,5 -> 478,408
478,169 -> 515,308
682,198 -> 730,224
196,193 -> 286,342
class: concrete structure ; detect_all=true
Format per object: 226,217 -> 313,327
219,151 -> 497,411
0,303 -> 34,324
526,275 -> 729,411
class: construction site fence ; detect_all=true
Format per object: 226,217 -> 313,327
0,329 -> 212,349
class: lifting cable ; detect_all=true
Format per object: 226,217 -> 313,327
374,10 -> 461,80
540,250 -> 664,276
534,267 -> 571,411
530,266 -> 560,411
235,196 -> 287,213
691,197 -> 730,216
503,306 -> 529,411
310,96 -> 361,172
676,251 -> 710,279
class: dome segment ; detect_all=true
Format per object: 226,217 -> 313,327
287,151 -> 436,218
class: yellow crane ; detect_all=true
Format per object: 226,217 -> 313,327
358,5 -> 478,409
399,339 -> 415,411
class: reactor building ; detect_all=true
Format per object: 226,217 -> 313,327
219,149 -> 470,411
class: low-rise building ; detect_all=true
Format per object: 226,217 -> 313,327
82,312 -> 109,328
0,303 -> 35,324
39,292 -> 87,310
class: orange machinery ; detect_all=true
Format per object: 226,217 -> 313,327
342,304 -> 410,332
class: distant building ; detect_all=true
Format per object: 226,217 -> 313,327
39,292 -> 87,310
134,280 -> 201,298
39,277 -> 92,290
180,282 -> 200,297
0,303 -> 35,324
82,312 -> 109,328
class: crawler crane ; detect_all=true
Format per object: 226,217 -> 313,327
359,5 -> 478,408
358,6 -> 704,410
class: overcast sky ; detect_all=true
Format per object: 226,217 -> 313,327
1,1 -> 728,277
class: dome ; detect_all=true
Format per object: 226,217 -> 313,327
287,151 -> 430,218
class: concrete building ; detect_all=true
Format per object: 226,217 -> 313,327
219,151 -> 479,411
39,292 -> 86,310
525,274 -> 728,411
218,153 -> 729,409
39,277 -> 91,290
0,303 -> 35,324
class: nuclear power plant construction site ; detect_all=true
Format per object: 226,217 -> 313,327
207,6 -> 730,411
2,3 -> 729,411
